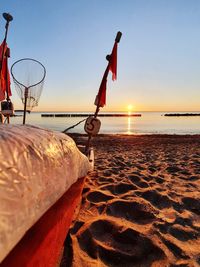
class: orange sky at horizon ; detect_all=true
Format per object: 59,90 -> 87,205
33,103 -> 200,113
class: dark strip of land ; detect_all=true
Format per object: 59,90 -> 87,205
41,113 -> 142,117
164,113 -> 200,116
15,110 -> 31,113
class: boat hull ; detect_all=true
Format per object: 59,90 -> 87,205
1,177 -> 86,267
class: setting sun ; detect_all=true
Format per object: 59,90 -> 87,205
127,104 -> 133,111
127,104 -> 134,115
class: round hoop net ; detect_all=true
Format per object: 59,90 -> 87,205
11,58 -> 46,110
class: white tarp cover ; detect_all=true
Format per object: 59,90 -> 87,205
0,125 -> 90,263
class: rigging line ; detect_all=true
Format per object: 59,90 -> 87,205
62,118 -> 86,133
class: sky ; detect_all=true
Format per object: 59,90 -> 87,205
1,0 -> 200,112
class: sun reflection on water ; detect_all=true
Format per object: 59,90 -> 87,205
127,116 -> 132,134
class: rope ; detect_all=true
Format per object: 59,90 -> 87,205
62,118 -> 86,133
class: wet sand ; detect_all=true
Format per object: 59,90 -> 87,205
62,134 -> 200,267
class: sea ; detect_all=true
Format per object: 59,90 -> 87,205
9,111 -> 200,135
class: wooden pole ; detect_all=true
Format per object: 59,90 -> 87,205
85,32 -> 122,155
23,88 -> 28,125
84,64 -> 109,155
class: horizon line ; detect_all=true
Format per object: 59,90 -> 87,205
32,110 -> 200,113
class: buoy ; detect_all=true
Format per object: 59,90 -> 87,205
84,116 -> 101,135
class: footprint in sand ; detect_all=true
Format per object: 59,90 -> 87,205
161,237 -> 189,260
155,221 -> 199,242
181,197 -> 200,215
155,222 -> 170,234
87,190 -> 114,203
77,219 -> 166,266
128,174 -> 149,188
155,176 -> 165,184
169,224 -> 199,241
100,183 -> 137,195
141,190 -> 172,209
148,166 -> 157,173
106,199 -> 157,224
174,216 -> 193,228
128,174 -> 139,181
135,180 -> 149,188
142,175 -> 153,182
110,167 -> 123,175
188,175 -> 199,181
179,170 -> 190,176
166,166 -> 181,173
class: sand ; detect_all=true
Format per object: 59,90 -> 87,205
61,134 -> 200,267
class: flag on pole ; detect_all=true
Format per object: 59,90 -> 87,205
94,66 -> 109,107
109,42 -> 117,81
94,37 -> 119,108
0,40 -> 11,101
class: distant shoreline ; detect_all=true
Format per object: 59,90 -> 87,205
164,113 -> 200,116
41,113 -> 142,117
26,111 -> 200,113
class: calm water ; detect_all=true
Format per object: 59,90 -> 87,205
10,111 -> 200,135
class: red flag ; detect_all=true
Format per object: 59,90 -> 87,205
0,40 -> 11,101
94,66 -> 109,108
94,75 -> 107,108
109,42 -> 117,81
94,42 -> 118,107
94,31 -> 122,108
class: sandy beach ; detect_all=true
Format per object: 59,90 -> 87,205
61,134 -> 200,267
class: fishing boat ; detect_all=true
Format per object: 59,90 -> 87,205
0,125 -> 92,267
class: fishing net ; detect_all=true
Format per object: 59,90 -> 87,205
11,58 -> 46,110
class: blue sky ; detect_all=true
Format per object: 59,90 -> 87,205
1,0 -> 200,111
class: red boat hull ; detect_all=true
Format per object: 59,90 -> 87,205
1,177 -> 85,267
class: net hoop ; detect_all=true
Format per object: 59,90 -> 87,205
11,58 -> 46,89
